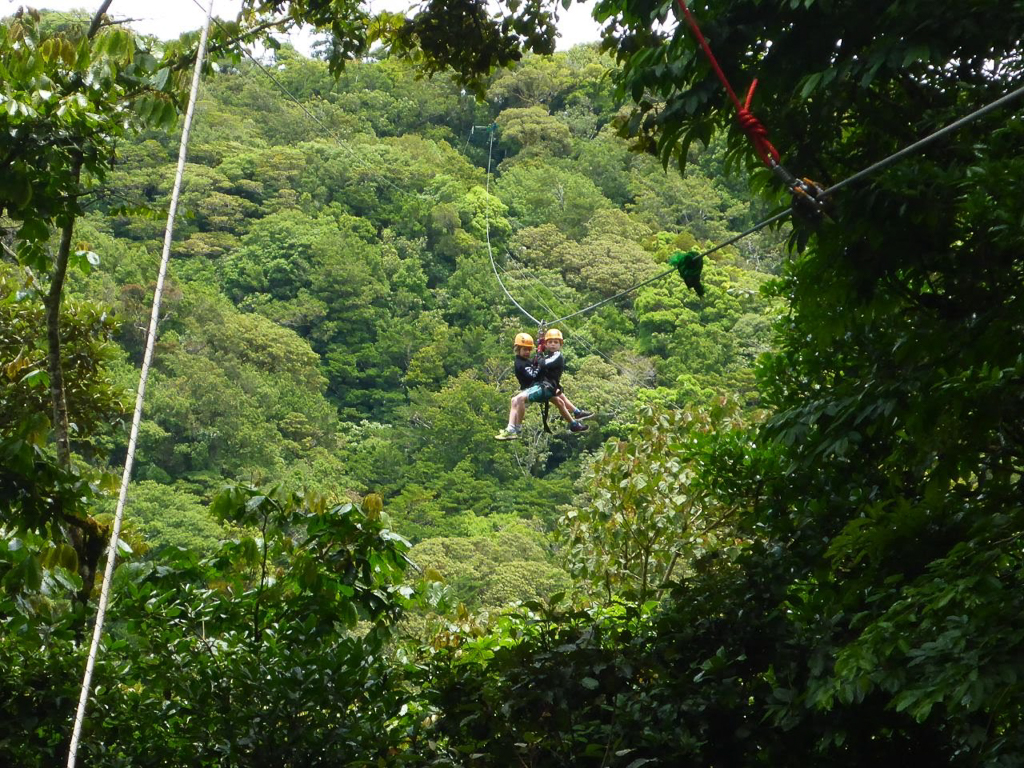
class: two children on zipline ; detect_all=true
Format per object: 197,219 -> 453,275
495,328 -> 592,441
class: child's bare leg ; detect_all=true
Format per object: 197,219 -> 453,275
553,395 -> 574,423
510,392 -> 528,427
515,394 -> 527,426
556,393 -> 576,413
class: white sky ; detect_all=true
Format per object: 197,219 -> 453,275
13,0 -> 602,52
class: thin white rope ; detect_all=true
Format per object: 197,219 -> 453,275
66,3 -> 214,765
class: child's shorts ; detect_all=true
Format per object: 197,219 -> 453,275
524,383 -> 555,403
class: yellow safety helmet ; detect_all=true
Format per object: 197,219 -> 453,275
514,332 -> 534,349
544,328 -> 563,342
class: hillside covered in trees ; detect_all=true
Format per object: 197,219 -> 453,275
10,28 -> 781,604
2,0 -> 1023,765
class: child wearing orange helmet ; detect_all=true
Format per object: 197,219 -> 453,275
495,329 -> 592,440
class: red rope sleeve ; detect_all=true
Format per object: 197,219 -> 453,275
672,0 -> 780,166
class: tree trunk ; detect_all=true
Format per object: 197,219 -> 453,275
45,207 -> 77,465
44,155 -> 103,605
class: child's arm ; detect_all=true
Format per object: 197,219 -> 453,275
537,350 -> 562,370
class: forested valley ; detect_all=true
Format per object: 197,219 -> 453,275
3,1 -> 1023,766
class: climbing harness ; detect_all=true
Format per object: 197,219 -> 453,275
540,389 -> 555,434
672,0 -> 830,220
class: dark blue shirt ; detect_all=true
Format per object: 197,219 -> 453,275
514,356 -> 538,389
535,350 -> 564,391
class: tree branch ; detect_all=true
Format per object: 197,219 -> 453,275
99,17 -> 144,30
660,550 -> 681,592
43,1 -> 154,469
167,18 -> 292,74
87,0 -> 115,39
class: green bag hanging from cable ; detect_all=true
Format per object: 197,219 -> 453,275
669,250 -> 705,297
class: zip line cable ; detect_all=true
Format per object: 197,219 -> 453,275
469,125 -> 668,392
548,209 -> 791,325
476,130 -> 641,436
476,123 -> 734,407
821,81 -> 1024,198
497,259 -> 610,363
495,259 -> 671,422
66,3 -> 215,765
470,121 -> 618,367
535,80 -> 1024,327
496,255 -> 696,423
477,139 -> 645,424
196,2 -> 1024,328
498,254 -> 652,386
477,78 -> 1024,428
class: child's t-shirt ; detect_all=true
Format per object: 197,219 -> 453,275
514,357 -> 538,389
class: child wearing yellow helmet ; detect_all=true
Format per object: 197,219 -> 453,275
542,330 -> 593,422
495,329 -> 593,440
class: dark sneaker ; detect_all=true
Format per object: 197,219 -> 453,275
495,428 -> 520,441
568,420 -> 589,434
573,408 -> 594,420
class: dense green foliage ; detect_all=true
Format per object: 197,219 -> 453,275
4,0 -> 1022,764
2,8 -> 779,758
2,486 -> 417,766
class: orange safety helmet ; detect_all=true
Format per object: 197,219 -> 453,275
544,328 -> 563,342
514,332 -> 535,349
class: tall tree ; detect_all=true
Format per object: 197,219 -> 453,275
0,5 -> 197,601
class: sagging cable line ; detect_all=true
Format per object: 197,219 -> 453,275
66,3 -> 215,766
496,252 -> 692,421
482,124 -> 542,326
